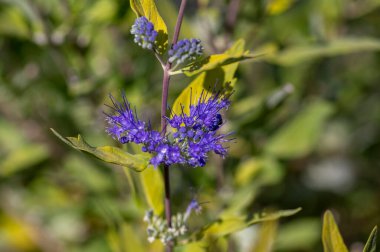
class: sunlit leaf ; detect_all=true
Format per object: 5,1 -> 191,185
363,226 -> 377,252
251,220 -> 278,252
181,237 -> 229,252
235,156 -> 284,186
107,224 -> 145,252
139,166 -> 164,215
86,0 -> 116,23
266,0 -> 295,15
266,38 -> 380,66
0,214 -> 37,251
171,40 -> 246,116
51,128 -> 149,172
0,5 -> 29,38
322,210 -> 349,252
198,208 -> 301,239
129,0 -> 168,54
265,99 -> 334,158
181,241 -> 207,252
178,40 -> 261,76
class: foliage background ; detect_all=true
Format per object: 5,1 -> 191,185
0,0 -> 379,251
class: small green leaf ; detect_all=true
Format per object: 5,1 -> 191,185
197,208 -> 301,239
51,128 -> 149,172
363,226 -> 377,252
171,40 -> 247,116
139,167 -> 164,215
265,99 -> 334,158
322,210 -> 349,252
129,0 -> 168,54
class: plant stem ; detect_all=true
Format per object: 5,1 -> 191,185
160,1 -> 187,251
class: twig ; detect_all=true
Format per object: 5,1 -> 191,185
160,1 -> 188,251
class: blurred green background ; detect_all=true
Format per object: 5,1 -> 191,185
0,0 -> 379,251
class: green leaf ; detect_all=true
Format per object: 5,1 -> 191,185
363,226 -> 377,252
181,241 -> 207,252
322,210 -> 349,252
129,0 -> 168,54
198,208 -> 301,239
107,224 -> 146,252
266,38 -> 380,66
50,128 -> 149,172
265,99 -> 334,158
275,218 -> 321,251
266,0 -> 295,15
139,166 -> 164,215
179,39 -> 261,76
171,40 -> 247,116
235,156 -> 284,187
0,5 -> 29,38
0,144 -> 49,177
86,0 -> 116,23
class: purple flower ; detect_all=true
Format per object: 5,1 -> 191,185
166,90 -> 232,167
184,198 -> 203,221
130,17 -> 158,50
106,90 -> 232,168
105,94 -> 164,166
168,39 -> 203,65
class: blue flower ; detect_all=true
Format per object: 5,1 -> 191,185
105,94 -> 164,164
130,17 -> 158,50
106,90 -> 232,168
166,90 -> 232,167
168,39 -> 203,65
184,198 -> 203,221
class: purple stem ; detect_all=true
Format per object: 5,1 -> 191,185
160,0 -> 187,251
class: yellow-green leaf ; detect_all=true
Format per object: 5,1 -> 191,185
265,99 -> 334,158
266,38 -> 380,66
181,241 -> 207,252
179,40 -> 261,76
51,128 -> 149,172
0,214 -> 37,251
251,220 -> 278,252
363,226 -> 377,252
266,0 -> 295,15
275,218 -> 321,251
171,40 -> 247,116
107,224 -> 146,252
139,166 -> 164,215
0,144 -> 49,177
129,0 -> 168,54
199,208 -> 301,238
322,210 -> 349,252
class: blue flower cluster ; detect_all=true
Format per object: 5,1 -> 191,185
105,91 -> 231,168
130,17 -> 158,50
168,39 -> 203,65
167,91 -> 231,167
